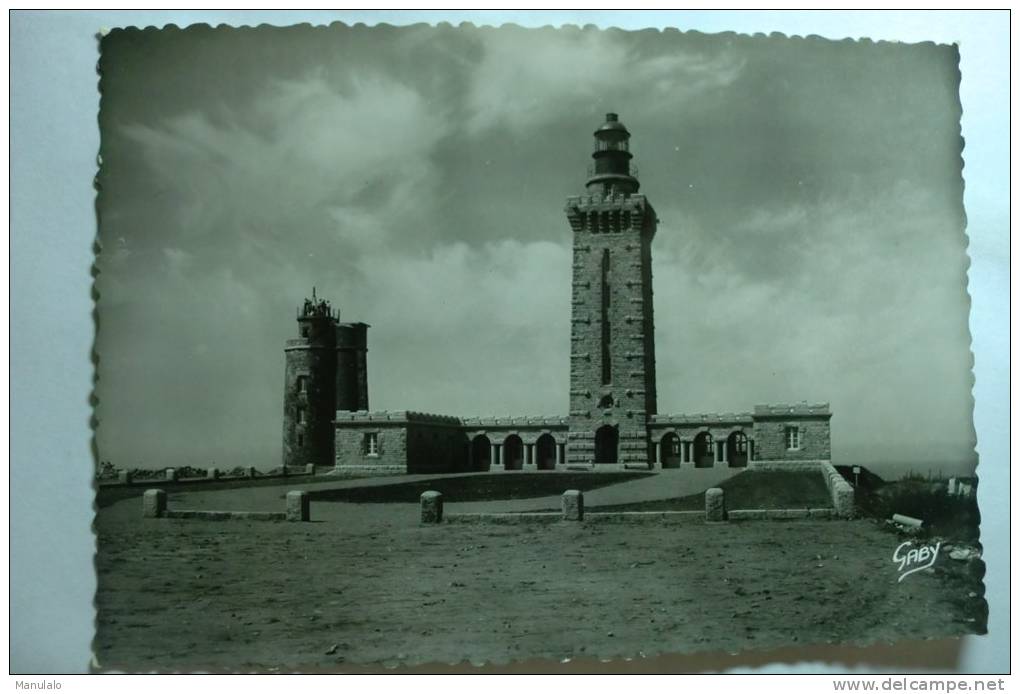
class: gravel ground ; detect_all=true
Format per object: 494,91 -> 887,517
93,484 -> 985,672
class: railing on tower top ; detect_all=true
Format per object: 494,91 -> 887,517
586,164 -> 639,179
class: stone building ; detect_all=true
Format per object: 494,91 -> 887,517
283,114 -> 832,473
281,289 -> 368,469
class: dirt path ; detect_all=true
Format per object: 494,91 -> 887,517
447,467 -> 738,513
93,496 -> 984,671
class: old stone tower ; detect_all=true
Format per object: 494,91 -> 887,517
282,290 -> 368,468
564,113 -> 658,468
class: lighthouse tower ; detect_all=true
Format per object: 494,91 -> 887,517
564,113 -> 658,468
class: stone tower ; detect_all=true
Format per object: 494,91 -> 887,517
335,321 -> 369,411
282,291 -> 369,468
565,113 -> 658,468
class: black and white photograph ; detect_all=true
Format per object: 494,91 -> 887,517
87,20 -> 988,671
10,11 -> 1009,678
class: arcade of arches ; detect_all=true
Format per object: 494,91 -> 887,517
468,430 -> 751,471
656,430 -> 752,468
468,433 -> 566,471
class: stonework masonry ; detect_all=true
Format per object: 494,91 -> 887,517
283,114 -> 833,475
334,411 -> 466,474
565,193 -> 658,469
752,404 -> 832,462
282,291 -> 368,468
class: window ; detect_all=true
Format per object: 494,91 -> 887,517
297,434 -> 304,448
365,432 -> 379,456
301,327 -> 310,338
733,433 -> 747,454
601,249 -> 612,385
296,376 -> 306,393
296,407 -> 304,424
785,426 -> 800,451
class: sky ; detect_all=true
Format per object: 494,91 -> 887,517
94,23 -> 975,476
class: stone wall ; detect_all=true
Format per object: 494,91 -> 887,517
407,420 -> 468,473
752,403 -> 831,461
744,460 -> 855,517
821,461 -> 855,518
335,416 -> 408,471
749,460 -> 826,472
334,411 -> 466,473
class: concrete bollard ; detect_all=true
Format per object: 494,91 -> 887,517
246,466 -> 257,478
117,471 -> 131,485
207,467 -> 219,480
705,487 -> 726,522
165,468 -> 178,481
305,463 -> 315,475
286,490 -> 310,522
142,489 -> 167,518
561,490 -> 584,521
420,491 -> 444,524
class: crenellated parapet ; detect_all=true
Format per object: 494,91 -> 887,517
649,412 -> 754,426
460,415 -> 569,428
753,402 -> 831,418
334,411 -> 571,430
334,410 -> 462,426
565,193 -> 655,236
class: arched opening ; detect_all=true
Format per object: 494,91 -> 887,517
693,432 -> 714,468
535,434 -> 557,470
661,432 -> 682,468
727,431 -> 749,468
471,434 -> 491,472
594,425 -> 619,465
503,435 -> 524,471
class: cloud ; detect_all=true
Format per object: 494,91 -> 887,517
347,240 -> 572,417
464,28 -> 745,134
115,72 -> 450,267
